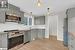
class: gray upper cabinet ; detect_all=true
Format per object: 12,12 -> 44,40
8,4 -> 20,11
6,9 -> 21,17
67,8 -> 75,18
0,3 -> 24,23
21,17 -> 28,25
6,4 -> 21,17
34,16 -> 45,25
20,11 -> 24,17
0,10 -> 5,23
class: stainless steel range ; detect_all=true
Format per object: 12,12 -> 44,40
4,30 -> 24,49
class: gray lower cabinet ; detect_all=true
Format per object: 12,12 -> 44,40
38,29 -> 45,39
30,29 -> 38,40
24,30 -> 31,43
68,34 -> 75,50
30,29 -> 45,41
0,32 -> 8,50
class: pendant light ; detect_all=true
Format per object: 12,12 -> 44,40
37,0 -> 41,7
30,12 -> 32,16
47,8 -> 55,16
47,8 -> 50,15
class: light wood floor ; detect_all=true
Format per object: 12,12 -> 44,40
15,39 -> 68,50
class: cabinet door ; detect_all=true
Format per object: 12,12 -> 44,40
0,34 -> 2,48
0,33 -> 8,49
0,10 -> 5,23
68,35 -> 72,50
68,34 -> 75,50
42,29 -> 45,38
30,29 -> 38,40
38,29 -> 45,39
68,34 -> 72,46
24,31 -> 31,43
21,17 -> 28,25
71,36 -> 75,50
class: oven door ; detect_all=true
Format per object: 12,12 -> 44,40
8,35 -> 24,49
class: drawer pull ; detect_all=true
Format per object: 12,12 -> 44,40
71,45 -> 73,48
71,38 -> 73,40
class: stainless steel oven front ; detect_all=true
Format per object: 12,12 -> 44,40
6,30 -> 24,49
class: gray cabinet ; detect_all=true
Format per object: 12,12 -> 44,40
0,10 -> 5,23
0,3 -> 24,23
0,32 -> 8,50
30,29 -> 45,41
8,4 -> 20,11
21,17 -> 28,25
4,4 -> 21,17
38,29 -> 45,39
24,31 -> 31,43
6,9 -> 21,17
68,34 -> 75,50
30,29 -> 38,40
34,16 -> 45,25
68,8 -> 75,50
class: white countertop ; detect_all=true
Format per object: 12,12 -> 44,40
31,25 -> 46,29
0,22 -> 46,32
0,22 -> 30,32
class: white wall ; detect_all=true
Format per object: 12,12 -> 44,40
45,16 -> 49,38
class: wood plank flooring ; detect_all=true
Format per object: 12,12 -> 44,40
15,38 -> 68,50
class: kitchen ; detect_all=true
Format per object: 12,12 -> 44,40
0,2 -> 46,50
1,0 -> 75,50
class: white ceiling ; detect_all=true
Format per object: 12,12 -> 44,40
8,0 -> 75,16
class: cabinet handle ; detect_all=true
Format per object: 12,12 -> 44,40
71,38 -> 73,40
71,45 -> 73,48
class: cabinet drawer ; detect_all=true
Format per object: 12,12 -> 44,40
68,34 -> 75,50
69,44 -> 75,50
68,34 -> 72,44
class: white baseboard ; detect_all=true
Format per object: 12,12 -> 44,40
45,35 -> 49,38
57,38 -> 63,41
